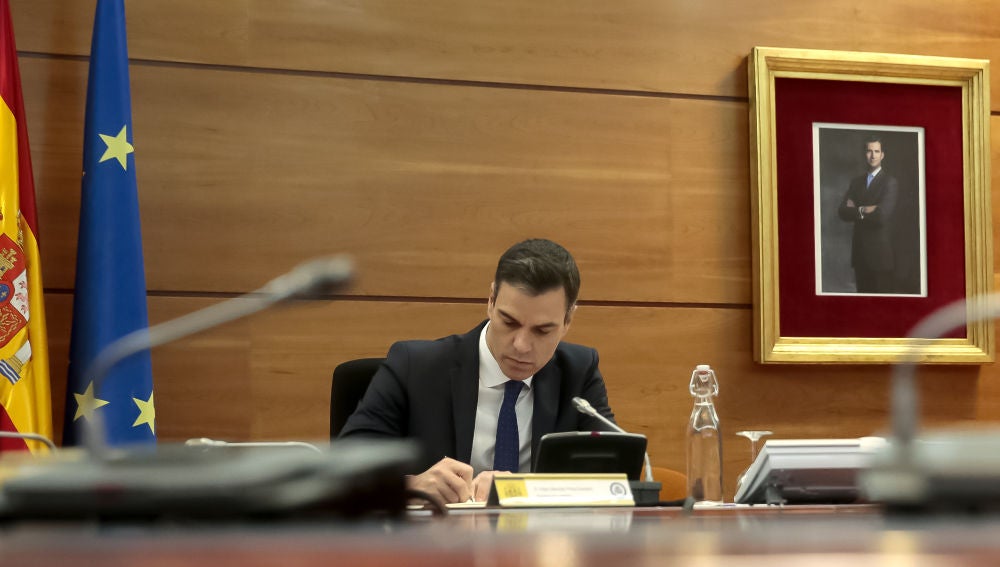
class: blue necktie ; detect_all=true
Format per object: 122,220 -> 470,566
493,380 -> 524,472
866,173 -> 874,188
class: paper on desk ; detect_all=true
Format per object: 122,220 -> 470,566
447,500 -> 488,509
406,500 -> 488,511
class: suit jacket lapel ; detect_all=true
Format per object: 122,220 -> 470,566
451,321 -> 484,463
530,361 -> 560,457
867,172 -> 886,199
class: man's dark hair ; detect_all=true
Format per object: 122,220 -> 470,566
493,239 -> 580,315
864,135 -> 885,152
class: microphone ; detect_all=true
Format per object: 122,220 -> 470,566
863,292 -> 1000,510
0,254 -> 423,521
82,254 -> 354,456
572,396 -> 655,482
185,438 -> 322,453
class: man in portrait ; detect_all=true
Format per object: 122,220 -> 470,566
837,135 -> 900,294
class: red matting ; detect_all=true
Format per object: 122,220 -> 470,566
774,78 -> 966,338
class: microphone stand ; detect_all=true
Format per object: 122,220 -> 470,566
81,255 -> 354,458
573,397 -> 654,481
0,255 -> 425,521
0,431 -> 57,452
572,397 -> 662,504
865,291 -> 1000,510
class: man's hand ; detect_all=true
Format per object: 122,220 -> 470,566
406,457 -> 474,504
860,205 -> 878,214
470,470 -> 511,502
845,199 -> 856,208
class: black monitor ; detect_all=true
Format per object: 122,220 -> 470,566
533,431 -> 647,480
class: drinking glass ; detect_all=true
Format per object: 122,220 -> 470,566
736,430 -> 773,463
735,430 -> 772,488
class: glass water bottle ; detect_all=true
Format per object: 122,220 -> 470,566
686,364 -> 723,504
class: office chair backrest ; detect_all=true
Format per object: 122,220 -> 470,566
645,465 -> 688,502
330,357 -> 385,438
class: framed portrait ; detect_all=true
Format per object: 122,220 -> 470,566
748,47 -> 993,363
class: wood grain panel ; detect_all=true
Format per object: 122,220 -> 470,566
12,1 -> 1000,109
20,60 -> 998,302
20,70 -> 1000,307
43,294 -> 992,499
21,57 -> 750,304
991,119 -> 1000,272
45,294 -> 70,443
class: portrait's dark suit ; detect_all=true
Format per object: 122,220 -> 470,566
338,320 -> 615,474
837,170 -> 899,293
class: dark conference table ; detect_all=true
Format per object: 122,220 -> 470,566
4,504 -> 1000,565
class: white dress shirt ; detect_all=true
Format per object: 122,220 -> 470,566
470,322 -> 534,475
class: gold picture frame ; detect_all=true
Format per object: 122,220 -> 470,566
749,47 -> 993,363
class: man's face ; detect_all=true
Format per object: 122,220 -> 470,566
485,282 -> 573,380
865,141 -> 884,171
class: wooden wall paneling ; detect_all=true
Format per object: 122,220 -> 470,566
47,295 -> 981,499
20,57 -> 752,304
12,1 -> 1000,109
44,284 -> 999,496
43,294 -> 70,444
992,118 -> 1000,272
151,299 -> 488,441
571,305 -> 985,498
11,1 -> 252,65
977,313 -> 1000,422
246,1 -> 1000,104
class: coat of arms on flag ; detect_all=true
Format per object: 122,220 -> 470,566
0,233 -> 29,350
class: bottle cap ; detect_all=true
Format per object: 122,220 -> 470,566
696,364 -> 711,371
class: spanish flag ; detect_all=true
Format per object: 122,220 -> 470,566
0,0 -> 53,453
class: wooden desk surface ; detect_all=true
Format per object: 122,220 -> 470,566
2,505 -> 997,566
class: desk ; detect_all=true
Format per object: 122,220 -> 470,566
2,505 -> 998,565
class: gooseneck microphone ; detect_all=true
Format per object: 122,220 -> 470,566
859,292 -> 1000,510
889,292 -> 997,454
82,255 -> 354,456
0,254 -> 423,520
84,255 -> 354,392
572,396 -> 655,482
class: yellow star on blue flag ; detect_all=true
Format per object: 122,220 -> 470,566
132,393 -> 155,434
73,382 -> 109,422
98,125 -> 134,170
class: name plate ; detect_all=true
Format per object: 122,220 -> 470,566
487,473 -> 634,507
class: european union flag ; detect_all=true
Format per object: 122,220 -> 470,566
64,0 -> 155,446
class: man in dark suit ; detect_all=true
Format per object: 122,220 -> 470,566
837,135 -> 900,293
339,239 -> 616,503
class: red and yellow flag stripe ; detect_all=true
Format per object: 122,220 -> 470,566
0,0 -> 52,452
